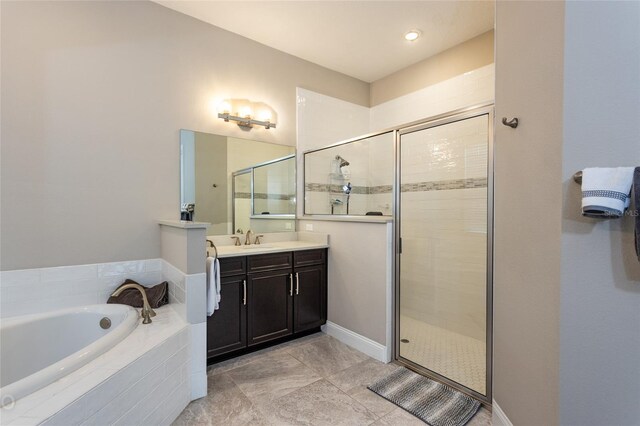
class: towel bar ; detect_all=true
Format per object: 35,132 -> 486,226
573,171 -> 582,184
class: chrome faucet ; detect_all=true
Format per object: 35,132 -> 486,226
244,229 -> 253,245
110,283 -> 156,324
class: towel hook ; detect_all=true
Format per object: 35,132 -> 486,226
206,239 -> 218,260
501,117 -> 519,128
573,171 -> 583,184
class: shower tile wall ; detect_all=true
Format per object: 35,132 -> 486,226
304,133 -> 394,215
371,64 -> 494,130
400,116 -> 488,342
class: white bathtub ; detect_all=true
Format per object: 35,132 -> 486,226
0,304 -> 138,406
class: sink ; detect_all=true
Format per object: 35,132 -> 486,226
240,245 -> 274,250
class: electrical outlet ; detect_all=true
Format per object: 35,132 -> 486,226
305,224 -> 314,231
285,222 -> 292,230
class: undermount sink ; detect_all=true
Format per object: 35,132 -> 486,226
240,245 -> 274,249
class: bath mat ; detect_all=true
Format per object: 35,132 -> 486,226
368,367 -> 480,426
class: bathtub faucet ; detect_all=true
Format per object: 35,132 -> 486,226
110,284 -> 157,324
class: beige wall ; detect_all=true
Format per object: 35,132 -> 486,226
493,1 -> 564,424
560,1 -> 640,424
0,1 -> 368,270
370,30 -> 494,106
299,219 -> 391,346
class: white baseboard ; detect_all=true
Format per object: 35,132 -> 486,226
321,321 -> 390,363
492,400 -> 513,426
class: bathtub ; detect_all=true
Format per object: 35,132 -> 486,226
0,304 -> 138,406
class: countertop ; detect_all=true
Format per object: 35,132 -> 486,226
213,240 -> 329,258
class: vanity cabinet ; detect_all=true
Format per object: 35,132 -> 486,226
247,269 -> 294,346
293,264 -> 327,333
206,275 -> 247,358
207,248 -> 327,361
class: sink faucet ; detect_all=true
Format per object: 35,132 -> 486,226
244,229 -> 253,245
110,283 -> 156,324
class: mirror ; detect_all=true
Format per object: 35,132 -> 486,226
180,130 -> 296,235
304,131 -> 394,216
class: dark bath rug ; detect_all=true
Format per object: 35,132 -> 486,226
368,367 -> 481,426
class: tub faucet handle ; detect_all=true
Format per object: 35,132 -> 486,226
141,305 -> 156,324
110,283 -> 156,325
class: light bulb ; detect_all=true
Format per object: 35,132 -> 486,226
218,101 -> 231,114
239,106 -> 252,118
259,110 -> 272,122
404,30 -> 422,42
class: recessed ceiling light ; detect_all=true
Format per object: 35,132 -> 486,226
404,29 -> 422,42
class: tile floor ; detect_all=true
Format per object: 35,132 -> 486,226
399,315 -> 486,394
173,333 -> 491,425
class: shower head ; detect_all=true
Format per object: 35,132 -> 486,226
335,155 -> 350,168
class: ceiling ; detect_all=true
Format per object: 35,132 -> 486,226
154,1 -> 494,83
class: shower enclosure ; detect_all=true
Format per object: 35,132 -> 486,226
302,104 -> 493,404
395,105 -> 493,403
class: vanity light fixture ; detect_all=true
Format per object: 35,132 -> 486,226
217,99 -> 276,130
404,29 -> 422,42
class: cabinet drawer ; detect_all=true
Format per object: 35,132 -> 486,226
293,249 -> 326,267
247,252 -> 292,273
219,256 -> 247,277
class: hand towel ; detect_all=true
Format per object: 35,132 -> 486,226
634,167 -> 640,260
107,279 -> 168,308
206,256 -> 221,316
581,167 -> 634,218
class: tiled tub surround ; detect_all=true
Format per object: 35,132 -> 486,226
0,257 -> 206,410
161,261 -> 207,401
0,306 -> 190,426
0,259 -> 163,319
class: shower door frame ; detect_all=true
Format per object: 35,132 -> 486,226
393,104 -> 494,406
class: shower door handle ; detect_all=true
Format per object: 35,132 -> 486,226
295,272 -> 300,295
289,274 -> 293,296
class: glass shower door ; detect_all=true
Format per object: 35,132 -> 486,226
397,109 -> 492,399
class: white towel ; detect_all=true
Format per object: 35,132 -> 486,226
206,256 -> 221,315
581,167 -> 635,217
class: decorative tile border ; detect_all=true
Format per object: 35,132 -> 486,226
234,192 -> 294,200
305,177 -> 486,195
401,177 -> 487,192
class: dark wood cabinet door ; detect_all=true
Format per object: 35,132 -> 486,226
293,264 -> 327,333
247,270 -> 293,346
207,275 -> 247,358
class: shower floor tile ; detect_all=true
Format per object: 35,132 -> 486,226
399,315 -> 486,394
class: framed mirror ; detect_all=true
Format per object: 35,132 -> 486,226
180,130 -> 296,235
